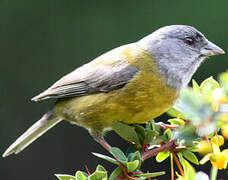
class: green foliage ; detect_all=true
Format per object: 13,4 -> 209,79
134,171 -> 166,178
109,167 -> 123,180
56,71 -> 228,180
110,147 -> 127,164
111,122 -> 140,146
92,153 -> 119,165
179,149 -> 199,165
156,150 -> 170,162
56,165 -> 108,180
75,172 -> 87,180
56,174 -> 76,180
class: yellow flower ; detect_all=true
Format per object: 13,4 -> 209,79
222,124 -> 228,140
198,136 -> 224,155
197,140 -> 212,155
200,142 -> 228,170
211,135 -> 224,147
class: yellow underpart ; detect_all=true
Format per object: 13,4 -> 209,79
54,44 -> 178,133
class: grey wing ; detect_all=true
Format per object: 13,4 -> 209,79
32,60 -> 139,101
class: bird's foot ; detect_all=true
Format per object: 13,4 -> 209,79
91,131 -> 111,152
98,137 -> 111,152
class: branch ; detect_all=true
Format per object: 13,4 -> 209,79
142,139 -> 176,161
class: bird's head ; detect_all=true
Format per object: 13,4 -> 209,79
139,25 -> 225,89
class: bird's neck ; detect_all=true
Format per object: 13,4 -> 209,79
155,58 -> 202,90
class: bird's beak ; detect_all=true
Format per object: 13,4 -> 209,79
200,40 -> 225,56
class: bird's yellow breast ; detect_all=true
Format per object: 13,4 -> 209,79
55,45 -> 178,132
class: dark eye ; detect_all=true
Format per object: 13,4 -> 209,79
184,37 -> 194,46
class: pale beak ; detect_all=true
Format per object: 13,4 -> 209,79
200,40 -> 225,56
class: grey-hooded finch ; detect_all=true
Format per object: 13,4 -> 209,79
3,25 -> 225,157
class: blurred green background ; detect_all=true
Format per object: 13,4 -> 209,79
0,0 -> 227,179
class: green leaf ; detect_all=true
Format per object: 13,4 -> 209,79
175,88 -> 213,127
110,147 -> 127,163
180,149 -> 199,165
127,151 -> 141,162
192,79 -> 201,94
200,77 -> 220,101
173,125 -> 198,146
177,89 -> 204,120
146,120 -> 156,131
126,160 -> 139,172
55,174 -> 76,180
158,134 -> 169,143
135,125 -> 146,144
96,165 -> 106,172
168,119 -> 184,126
88,171 -> 107,180
145,130 -> 158,144
92,152 -> 119,165
112,122 -> 140,145
177,153 -> 195,173
109,167 -> 123,180
135,125 -> 145,137
127,151 -> 142,169
75,171 -> 87,180
185,166 -> 196,180
178,153 -> 196,180
166,106 -> 188,120
134,171 -> 166,178
200,77 -> 220,91
156,150 -> 170,162
164,129 -> 172,141
126,145 -> 139,155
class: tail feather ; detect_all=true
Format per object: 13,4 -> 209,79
2,111 -> 62,157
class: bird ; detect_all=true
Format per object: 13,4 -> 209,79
3,25 -> 225,157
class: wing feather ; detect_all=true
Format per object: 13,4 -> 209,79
32,49 -> 139,101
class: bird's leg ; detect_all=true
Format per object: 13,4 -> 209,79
90,131 -> 111,152
90,131 -> 136,179
98,137 -> 111,152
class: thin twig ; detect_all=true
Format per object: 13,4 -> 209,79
85,165 -> 91,175
172,152 -> 184,177
170,153 -> 174,180
119,162 -> 137,180
116,174 -> 126,180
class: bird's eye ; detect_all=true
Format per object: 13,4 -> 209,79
184,37 -> 194,46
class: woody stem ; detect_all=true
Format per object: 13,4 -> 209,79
142,139 -> 176,161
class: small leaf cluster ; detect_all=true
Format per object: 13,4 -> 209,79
93,121 -> 167,179
55,164 -> 107,180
